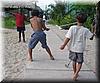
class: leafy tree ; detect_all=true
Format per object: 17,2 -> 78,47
46,1 -> 96,29
47,1 -> 67,25
71,3 -> 96,18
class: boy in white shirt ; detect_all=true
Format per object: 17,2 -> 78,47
60,13 -> 93,81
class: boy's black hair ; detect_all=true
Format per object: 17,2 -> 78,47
31,9 -> 39,17
39,14 -> 43,18
76,12 -> 87,23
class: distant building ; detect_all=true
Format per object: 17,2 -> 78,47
2,1 -> 43,17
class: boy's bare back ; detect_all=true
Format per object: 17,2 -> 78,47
30,16 -> 46,31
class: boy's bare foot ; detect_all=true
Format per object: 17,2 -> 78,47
23,41 -> 26,43
73,73 -> 79,77
50,56 -> 55,60
18,40 -> 21,43
31,59 -> 33,62
28,58 -> 33,62
72,74 -> 78,81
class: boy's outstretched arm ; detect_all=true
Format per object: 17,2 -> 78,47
60,37 -> 70,50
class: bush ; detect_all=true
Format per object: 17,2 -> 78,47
48,19 -> 57,25
48,14 -> 76,25
85,16 -> 93,30
3,16 -> 16,29
48,14 -> 92,30
64,15 -> 76,24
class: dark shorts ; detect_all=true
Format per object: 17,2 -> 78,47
28,31 -> 48,49
17,26 -> 25,32
69,51 -> 84,64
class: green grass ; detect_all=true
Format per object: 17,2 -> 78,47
3,16 -> 16,29
3,16 -> 30,29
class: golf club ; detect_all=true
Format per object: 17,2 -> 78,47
65,60 -> 71,68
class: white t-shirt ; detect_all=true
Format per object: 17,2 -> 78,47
65,25 -> 93,53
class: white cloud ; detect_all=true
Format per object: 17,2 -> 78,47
37,0 -> 56,10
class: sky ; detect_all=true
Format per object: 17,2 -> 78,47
37,0 -> 55,10
36,0 -> 95,10
36,0 -> 66,10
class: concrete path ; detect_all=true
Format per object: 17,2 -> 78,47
16,24 -> 98,82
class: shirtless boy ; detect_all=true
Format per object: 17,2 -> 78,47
28,9 -> 54,61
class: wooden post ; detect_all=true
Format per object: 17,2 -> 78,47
96,1 -> 100,78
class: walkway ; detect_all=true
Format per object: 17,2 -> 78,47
15,24 -> 98,82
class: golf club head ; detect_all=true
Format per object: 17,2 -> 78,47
65,64 -> 69,68
65,60 -> 71,68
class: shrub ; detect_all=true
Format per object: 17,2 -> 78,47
48,19 -> 57,25
85,16 -> 93,30
3,16 -> 16,29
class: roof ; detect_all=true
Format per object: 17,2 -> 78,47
2,1 -> 36,8
2,0 -> 43,12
